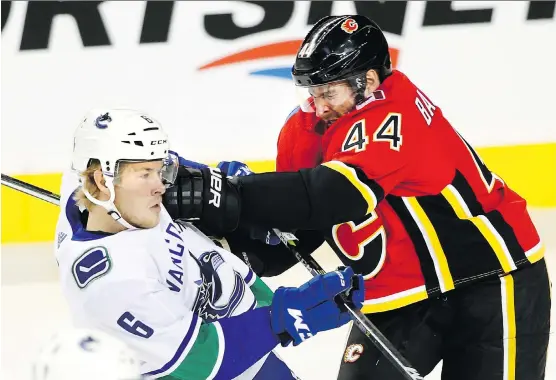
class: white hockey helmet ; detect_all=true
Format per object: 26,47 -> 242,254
71,108 -> 179,228
32,328 -> 143,380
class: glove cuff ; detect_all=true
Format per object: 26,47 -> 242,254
200,167 -> 241,234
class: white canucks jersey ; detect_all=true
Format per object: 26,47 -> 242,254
54,171 -> 289,379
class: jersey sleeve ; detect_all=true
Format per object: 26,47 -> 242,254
276,107 -> 323,172
54,170 -> 84,254
84,274 -> 279,380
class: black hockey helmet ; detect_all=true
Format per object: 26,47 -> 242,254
292,15 -> 391,88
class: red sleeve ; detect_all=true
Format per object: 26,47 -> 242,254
276,108 -> 323,172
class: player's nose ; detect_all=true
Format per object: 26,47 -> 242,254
315,100 -> 331,118
152,179 -> 166,195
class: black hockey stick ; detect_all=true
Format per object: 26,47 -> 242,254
273,229 -> 424,380
2,173 -> 423,380
1,174 -> 61,206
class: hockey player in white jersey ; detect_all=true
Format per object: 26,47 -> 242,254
54,108 -> 364,379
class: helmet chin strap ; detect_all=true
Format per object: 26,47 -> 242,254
82,176 -> 137,231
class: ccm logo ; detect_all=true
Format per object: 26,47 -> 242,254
150,140 -> 167,145
208,167 -> 222,208
287,308 -> 313,342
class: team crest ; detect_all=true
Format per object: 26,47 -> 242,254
72,246 -> 112,289
343,343 -> 364,363
94,112 -> 112,129
341,18 -> 358,34
191,250 -> 246,321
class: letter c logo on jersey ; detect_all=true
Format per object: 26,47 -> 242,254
331,211 -> 386,280
341,18 -> 358,34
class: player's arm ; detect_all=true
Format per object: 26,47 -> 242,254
86,268 -> 362,380
164,162 -> 385,233
163,110 -> 412,233
86,278 -> 277,380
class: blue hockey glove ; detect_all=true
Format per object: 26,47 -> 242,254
270,266 -> 364,347
169,150 -> 208,170
218,160 -> 254,177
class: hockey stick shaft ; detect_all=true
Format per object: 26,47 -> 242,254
273,229 -> 424,380
1,174 -> 61,206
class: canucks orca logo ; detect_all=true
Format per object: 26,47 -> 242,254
191,250 -> 246,321
72,246 -> 112,289
95,112 -> 112,129
79,336 -> 99,352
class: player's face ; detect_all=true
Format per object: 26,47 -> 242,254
310,82 -> 356,122
113,160 -> 166,229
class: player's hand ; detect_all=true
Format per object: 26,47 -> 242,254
270,266 -> 364,347
163,166 -> 241,235
217,161 -> 281,246
217,160 -> 254,177
169,150 -> 209,170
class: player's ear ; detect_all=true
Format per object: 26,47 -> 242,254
93,169 -> 110,198
365,70 -> 381,94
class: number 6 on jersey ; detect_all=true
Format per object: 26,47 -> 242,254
342,113 -> 403,153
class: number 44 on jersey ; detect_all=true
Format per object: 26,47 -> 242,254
341,90 -> 436,153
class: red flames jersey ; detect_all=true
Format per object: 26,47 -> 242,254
277,70 -> 544,313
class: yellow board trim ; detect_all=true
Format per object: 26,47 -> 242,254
1,142 -> 555,243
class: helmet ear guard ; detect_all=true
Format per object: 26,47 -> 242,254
347,74 -> 368,105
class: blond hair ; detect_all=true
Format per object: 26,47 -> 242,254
73,159 -> 129,211
73,159 -> 102,211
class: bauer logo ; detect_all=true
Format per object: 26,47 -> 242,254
72,246 -> 112,289
208,167 -> 223,208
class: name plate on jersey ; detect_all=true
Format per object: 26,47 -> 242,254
72,246 -> 112,289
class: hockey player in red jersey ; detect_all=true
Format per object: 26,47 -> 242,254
164,15 -> 551,379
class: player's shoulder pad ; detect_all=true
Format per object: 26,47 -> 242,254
284,106 -> 301,123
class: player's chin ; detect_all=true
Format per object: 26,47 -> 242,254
138,218 -> 160,229
136,210 -> 161,229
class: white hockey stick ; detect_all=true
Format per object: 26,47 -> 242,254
2,173 -> 423,380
